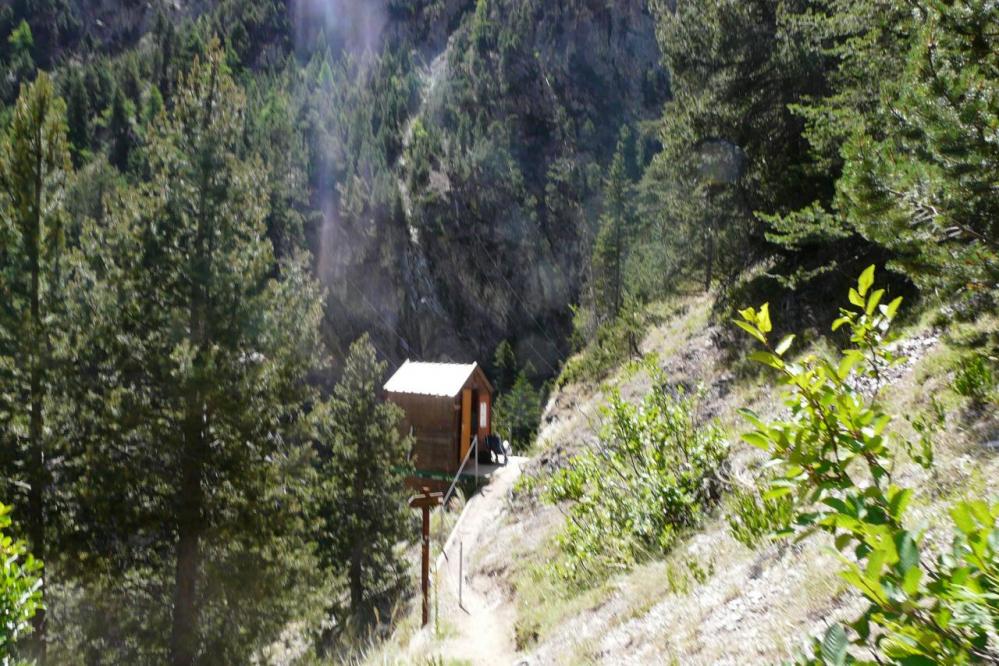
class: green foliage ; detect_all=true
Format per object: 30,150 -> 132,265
725,485 -> 793,550
1,20 -> 35,104
831,0 -> 999,292
0,74 -> 72,649
0,504 -> 42,665
54,43 -> 329,663
63,66 -> 91,166
491,340 -> 517,394
647,0 -> 836,293
737,266 -> 999,664
314,335 -> 413,625
106,86 -> 132,172
591,128 -> 637,322
952,354 -> 998,407
542,374 -> 727,585
493,371 -> 543,452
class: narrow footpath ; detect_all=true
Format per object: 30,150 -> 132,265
431,456 -> 528,666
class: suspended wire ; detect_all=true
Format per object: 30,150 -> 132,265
458,228 -> 565,377
336,270 -> 413,357
465,225 -> 569,350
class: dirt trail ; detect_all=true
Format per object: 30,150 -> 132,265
432,456 -> 528,666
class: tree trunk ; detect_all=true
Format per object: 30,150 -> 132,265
172,211 -> 209,666
170,398 -> 204,666
350,542 -> 363,617
704,224 -> 714,292
171,66 -> 217,664
28,122 -> 47,663
350,435 -> 365,617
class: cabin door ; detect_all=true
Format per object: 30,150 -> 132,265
460,388 -> 472,463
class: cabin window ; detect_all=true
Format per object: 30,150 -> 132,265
479,400 -> 488,427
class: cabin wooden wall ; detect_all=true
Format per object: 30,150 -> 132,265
385,365 -> 494,475
386,392 -> 459,473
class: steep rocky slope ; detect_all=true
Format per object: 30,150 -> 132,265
513,299 -> 997,664
375,293 -> 998,664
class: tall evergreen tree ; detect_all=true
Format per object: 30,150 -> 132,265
492,339 -> 518,394
593,129 -> 635,321
493,370 -> 542,452
762,0 -> 912,290
107,86 -> 132,172
0,72 -> 73,660
648,0 -> 836,293
314,335 -> 412,623
61,43 -> 328,664
831,0 -> 999,290
2,20 -> 36,103
63,66 -> 90,167
246,80 -> 310,260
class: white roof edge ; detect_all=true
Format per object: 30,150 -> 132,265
383,360 -> 481,398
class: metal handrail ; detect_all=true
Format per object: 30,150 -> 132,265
443,435 -> 477,507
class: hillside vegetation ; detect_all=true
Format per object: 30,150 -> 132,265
377,282 -> 995,664
0,0 -> 996,663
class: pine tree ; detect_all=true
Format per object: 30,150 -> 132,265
647,0 -> 837,292
63,43 -> 328,664
107,86 -> 132,172
247,81 -> 309,260
64,66 -> 90,167
120,56 -> 143,107
314,335 -> 412,624
145,83 -> 164,126
761,0 -> 913,290
2,20 -> 36,103
492,339 -> 518,394
0,72 -> 73,660
493,370 -> 542,452
592,129 -> 634,321
832,0 -> 998,290
153,10 -> 177,105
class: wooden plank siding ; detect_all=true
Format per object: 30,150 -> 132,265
386,392 -> 460,473
384,362 -> 494,476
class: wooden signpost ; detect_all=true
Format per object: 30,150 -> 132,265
409,488 -> 443,627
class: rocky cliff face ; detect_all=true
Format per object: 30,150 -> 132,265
7,0 -> 668,375
320,0 -> 668,372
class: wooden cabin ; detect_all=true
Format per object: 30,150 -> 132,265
384,360 -> 494,477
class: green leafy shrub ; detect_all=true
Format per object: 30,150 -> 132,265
953,354 -> 998,406
542,373 -> 728,585
725,485 -> 794,550
0,503 -> 43,664
737,266 -> 999,664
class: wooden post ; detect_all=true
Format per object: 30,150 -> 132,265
422,506 -> 430,626
409,488 -> 442,627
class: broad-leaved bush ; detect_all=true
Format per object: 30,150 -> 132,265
737,266 -> 999,664
544,369 -> 727,585
0,503 -> 42,666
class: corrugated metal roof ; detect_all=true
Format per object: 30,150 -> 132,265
383,360 -> 479,398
